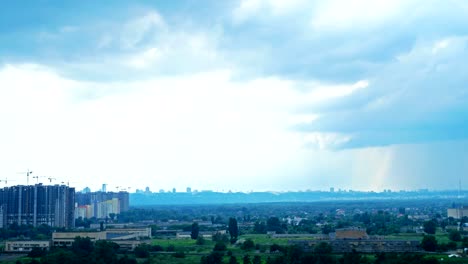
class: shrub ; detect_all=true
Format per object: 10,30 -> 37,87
173,251 -> 186,258
196,236 -> 206,245
166,244 -> 175,252
214,242 -> 227,251
241,239 -> 255,251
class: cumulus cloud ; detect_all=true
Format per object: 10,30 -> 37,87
298,37 -> 468,148
120,11 -> 167,49
2,1 -> 468,191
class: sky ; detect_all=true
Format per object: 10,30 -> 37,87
1,0 -> 468,192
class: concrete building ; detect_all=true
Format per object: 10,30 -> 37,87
0,206 -> 4,228
290,226 -> 420,253
0,184 -> 75,228
176,230 -> 227,239
291,239 -> 420,253
52,227 -> 151,250
447,206 -> 468,219
75,191 -> 129,219
335,227 -> 369,240
5,240 -> 50,252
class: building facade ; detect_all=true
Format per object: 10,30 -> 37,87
0,184 -> 75,228
75,191 -> 129,219
4,240 -> 50,252
52,227 -> 151,250
447,206 -> 468,219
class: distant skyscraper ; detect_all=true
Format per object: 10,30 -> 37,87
102,184 -> 107,193
330,187 -> 335,193
172,188 -> 176,193
0,184 -> 75,228
145,187 -> 151,193
186,187 -> 192,193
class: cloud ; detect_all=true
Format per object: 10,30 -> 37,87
120,11 -> 167,49
310,0 -> 410,32
0,61 -> 380,190
232,0 -> 307,24
298,36 -> 468,149
2,1 -> 468,191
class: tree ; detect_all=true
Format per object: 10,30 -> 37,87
118,255 -> 138,264
341,250 -> 364,264
254,221 -> 267,234
173,251 -> 186,258
134,244 -> 150,258
314,242 -> 333,254
252,256 -> 262,264
201,252 -> 224,264
109,213 -> 116,221
212,232 -> 229,243
28,247 -> 46,258
229,256 -> 239,264
322,224 -> 333,235
151,245 -> 164,252
167,244 -> 175,251
229,217 -> 239,241
214,242 -> 227,251
72,236 -> 94,256
243,255 -> 251,264
241,239 -> 255,251
197,236 -> 206,245
423,220 -> 437,234
270,244 -> 285,253
286,245 -> 303,264
421,235 -> 438,252
266,217 -> 283,233
448,230 -> 462,241
191,222 -> 199,239
93,240 -> 120,263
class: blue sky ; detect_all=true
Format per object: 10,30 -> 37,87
1,0 -> 467,192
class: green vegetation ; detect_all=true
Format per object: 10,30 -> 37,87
4,200 -> 468,263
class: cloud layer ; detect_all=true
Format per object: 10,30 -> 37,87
0,1 -> 467,191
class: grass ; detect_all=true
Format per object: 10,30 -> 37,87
151,237 -> 216,252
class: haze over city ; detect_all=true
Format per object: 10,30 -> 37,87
1,0 -> 467,192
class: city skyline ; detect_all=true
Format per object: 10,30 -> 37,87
1,1 -> 468,192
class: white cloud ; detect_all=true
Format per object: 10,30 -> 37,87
3,1 -> 468,191
120,11 -> 167,49
310,0 -> 411,31
126,47 -> 163,69
0,62 -> 376,191
303,132 -> 352,150
232,0 -> 307,24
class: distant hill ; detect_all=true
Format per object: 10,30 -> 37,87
130,190 -> 468,206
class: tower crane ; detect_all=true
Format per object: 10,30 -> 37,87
32,176 -> 46,184
47,177 -> 56,183
17,170 -> 33,185
0,178 -> 12,186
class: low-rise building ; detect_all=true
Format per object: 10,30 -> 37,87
290,239 -> 420,253
335,227 -> 369,240
176,230 -> 226,239
5,240 -> 50,252
52,227 -> 151,250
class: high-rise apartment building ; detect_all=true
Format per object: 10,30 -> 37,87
75,191 -> 129,219
0,184 -> 75,228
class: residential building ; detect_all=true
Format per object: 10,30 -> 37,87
0,184 -> 75,228
75,191 -> 129,219
447,206 -> 468,219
